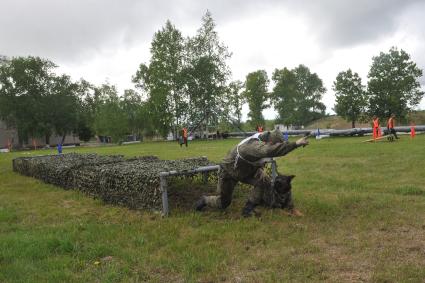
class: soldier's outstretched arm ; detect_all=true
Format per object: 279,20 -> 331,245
240,138 -> 308,160
266,136 -> 309,157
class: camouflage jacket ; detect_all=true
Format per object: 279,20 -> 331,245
221,138 -> 299,180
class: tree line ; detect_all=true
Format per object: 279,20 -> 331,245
333,47 -> 423,127
1,12 -> 423,146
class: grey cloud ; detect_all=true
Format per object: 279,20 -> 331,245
278,0 -> 424,48
1,0 -> 424,68
1,0 -> 170,61
0,0 -> 255,62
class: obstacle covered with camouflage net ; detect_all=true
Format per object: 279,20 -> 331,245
12,153 -> 126,188
12,153 -> 214,211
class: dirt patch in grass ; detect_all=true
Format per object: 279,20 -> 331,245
167,179 -> 252,213
167,181 -> 217,211
311,237 -> 372,282
309,224 -> 425,282
372,225 -> 425,263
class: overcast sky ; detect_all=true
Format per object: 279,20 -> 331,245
1,0 -> 425,119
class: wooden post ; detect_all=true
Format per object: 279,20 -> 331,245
160,175 -> 169,217
202,172 -> 209,184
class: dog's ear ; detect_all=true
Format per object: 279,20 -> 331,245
288,175 -> 296,181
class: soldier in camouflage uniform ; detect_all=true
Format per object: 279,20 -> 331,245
195,129 -> 309,217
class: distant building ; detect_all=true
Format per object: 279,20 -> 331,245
0,120 -> 80,149
0,121 -> 18,149
274,124 -> 304,131
275,124 -> 294,131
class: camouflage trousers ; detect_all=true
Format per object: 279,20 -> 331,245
204,167 -> 272,209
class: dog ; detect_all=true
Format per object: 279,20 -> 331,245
242,174 -> 301,217
263,174 -> 295,209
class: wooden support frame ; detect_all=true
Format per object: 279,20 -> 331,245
159,158 -> 277,216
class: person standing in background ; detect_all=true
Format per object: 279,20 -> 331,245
372,115 -> 381,140
387,114 -> 399,139
182,127 -> 188,147
410,121 -> 416,139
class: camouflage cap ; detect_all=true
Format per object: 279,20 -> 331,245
260,129 -> 285,143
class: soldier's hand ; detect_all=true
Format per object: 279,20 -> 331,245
282,208 -> 304,217
289,209 -> 304,217
296,137 -> 309,147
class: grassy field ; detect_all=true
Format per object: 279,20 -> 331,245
1,135 -> 425,282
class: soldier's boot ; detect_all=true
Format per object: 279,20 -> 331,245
242,201 -> 257,217
194,196 -> 207,211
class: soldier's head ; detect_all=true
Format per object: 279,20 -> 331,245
273,174 -> 295,194
260,129 -> 285,144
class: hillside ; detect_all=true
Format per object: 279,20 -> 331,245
408,110 -> 425,124
237,111 -> 425,132
306,111 -> 425,129
305,116 -> 370,130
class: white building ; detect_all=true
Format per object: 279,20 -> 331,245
274,124 -> 303,131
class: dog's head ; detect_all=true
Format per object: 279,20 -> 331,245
273,174 -> 295,194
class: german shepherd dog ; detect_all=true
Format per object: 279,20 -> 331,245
242,174 -> 298,217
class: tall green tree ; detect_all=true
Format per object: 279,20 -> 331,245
270,67 -> 297,127
121,89 -> 144,139
217,80 -> 245,132
243,70 -> 269,129
367,47 -> 424,119
0,56 -> 57,145
133,20 -> 185,137
93,84 -> 128,143
137,100 -> 156,137
333,69 -> 367,128
75,79 -> 97,142
48,74 -> 80,144
184,11 -> 231,134
227,80 -> 245,129
271,65 -> 326,127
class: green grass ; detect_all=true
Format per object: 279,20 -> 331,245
1,135 -> 425,282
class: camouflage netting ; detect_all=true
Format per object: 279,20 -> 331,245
12,153 -> 126,188
13,153 -> 214,211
